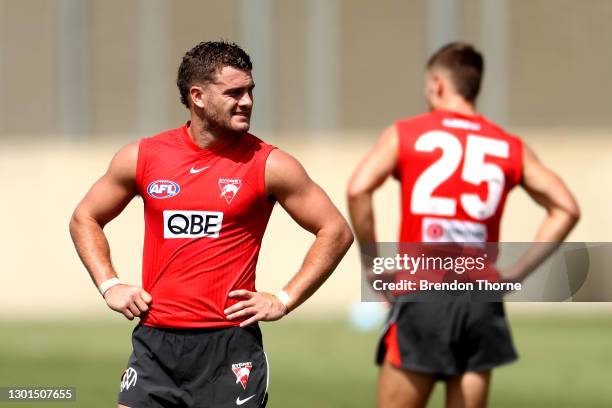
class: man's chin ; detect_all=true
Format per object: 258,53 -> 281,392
231,120 -> 250,133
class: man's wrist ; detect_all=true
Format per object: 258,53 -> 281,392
99,277 -> 121,296
276,290 -> 291,314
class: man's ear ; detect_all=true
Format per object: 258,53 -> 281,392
190,85 -> 206,109
431,73 -> 445,97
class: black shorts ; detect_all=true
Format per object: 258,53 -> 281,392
376,299 -> 517,378
118,324 -> 269,408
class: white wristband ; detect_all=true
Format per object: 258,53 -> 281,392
276,290 -> 291,310
99,278 -> 121,296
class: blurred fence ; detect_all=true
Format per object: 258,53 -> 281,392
1,0 -> 611,136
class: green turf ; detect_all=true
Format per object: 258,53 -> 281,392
0,315 -> 610,407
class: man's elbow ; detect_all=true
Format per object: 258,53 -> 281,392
334,219 -> 355,254
563,196 -> 581,225
552,204 -> 580,231
69,207 -> 97,238
69,209 -> 84,238
346,181 -> 370,203
567,204 -> 581,227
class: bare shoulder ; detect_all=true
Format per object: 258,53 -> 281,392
366,124 -> 399,161
346,124 -> 398,196
374,124 -> 399,160
523,143 -> 538,162
378,124 -> 399,145
110,141 -> 139,167
107,140 -> 140,184
266,148 -> 306,175
522,143 -> 546,177
265,148 -> 311,197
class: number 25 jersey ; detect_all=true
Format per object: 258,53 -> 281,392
396,109 -> 523,243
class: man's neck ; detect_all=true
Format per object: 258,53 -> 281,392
436,96 -> 477,117
187,116 -> 237,150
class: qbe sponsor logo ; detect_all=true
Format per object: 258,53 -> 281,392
147,180 -> 180,199
163,210 -> 224,239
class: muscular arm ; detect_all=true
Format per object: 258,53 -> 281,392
345,126 -> 399,301
504,144 -> 581,282
346,125 -> 398,254
69,142 -> 151,319
522,144 -> 580,242
225,149 -> 354,326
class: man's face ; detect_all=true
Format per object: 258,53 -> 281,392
192,66 -> 254,134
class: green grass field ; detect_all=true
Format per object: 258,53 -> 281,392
1,315 -> 611,407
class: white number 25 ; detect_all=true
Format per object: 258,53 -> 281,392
411,131 -> 509,220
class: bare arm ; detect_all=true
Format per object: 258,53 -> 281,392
504,143 -> 580,282
346,125 -> 398,254
224,149 -> 354,326
69,142 -> 151,319
347,126 -> 399,286
522,144 -> 580,242
345,126 -> 399,301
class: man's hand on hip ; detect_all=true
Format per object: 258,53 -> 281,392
224,290 -> 288,327
103,284 -> 152,320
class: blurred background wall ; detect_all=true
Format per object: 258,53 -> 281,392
1,0 -> 611,317
2,0 -> 612,135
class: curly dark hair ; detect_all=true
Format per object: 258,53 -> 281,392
427,42 -> 484,102
177,41 -> 252,108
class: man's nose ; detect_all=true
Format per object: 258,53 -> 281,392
239,92 -> 253,108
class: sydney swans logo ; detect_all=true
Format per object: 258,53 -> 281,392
232,362 -> 252,389
219,178 -> 242,204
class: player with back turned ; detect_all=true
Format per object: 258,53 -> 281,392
347,43 -> 579,407
70,41 -> 353,408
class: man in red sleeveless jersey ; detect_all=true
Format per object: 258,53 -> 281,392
70,41 -> 353,408
347,43 -> 579,407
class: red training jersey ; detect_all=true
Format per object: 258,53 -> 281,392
389,110 -> 523,289
135,123 -> 276,328
396,109 -> 523,244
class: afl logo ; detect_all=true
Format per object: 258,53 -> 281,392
147,180 -> 180,199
